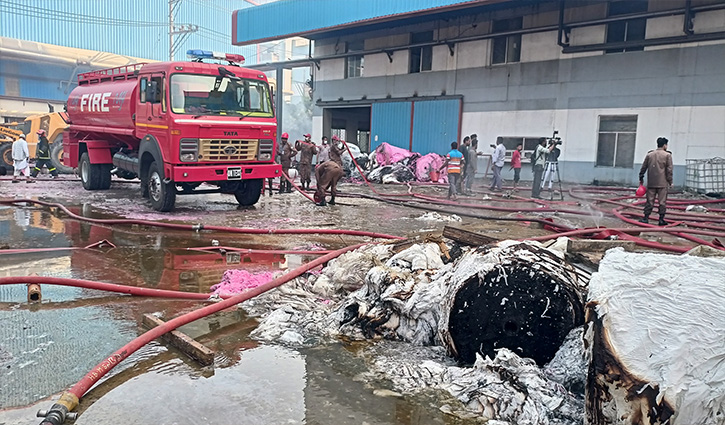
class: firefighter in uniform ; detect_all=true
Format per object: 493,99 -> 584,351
295,133 -> 317,190
328,135 -> 346,167
279,133 -> 297,193
31,130 -> 58,178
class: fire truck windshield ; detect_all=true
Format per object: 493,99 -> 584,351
170,74 -> 274,118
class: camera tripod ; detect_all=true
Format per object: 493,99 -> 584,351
541,161 -> 564,201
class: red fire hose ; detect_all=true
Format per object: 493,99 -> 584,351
0,276 -> 228,300
0,198 -> 404,241
35,243 -> 366,425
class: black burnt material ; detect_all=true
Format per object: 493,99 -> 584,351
448,262 -> 584,366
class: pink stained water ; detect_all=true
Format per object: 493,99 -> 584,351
210,269 -> 277,295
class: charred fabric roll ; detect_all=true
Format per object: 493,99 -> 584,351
335,241 -> 588,366
439,242 -> 587,366
585,248 -> 725,425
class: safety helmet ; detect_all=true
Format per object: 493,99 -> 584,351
281,132 -> 289,139
18,134 -> 26,139
635,185 -> 646,197
304,133 -> 311,138
37,129 -> 46,136
331,135 -> 339,141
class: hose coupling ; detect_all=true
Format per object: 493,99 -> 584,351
192,223 -> 204,232
27,283 -> 42,303
36,392 -> 79,425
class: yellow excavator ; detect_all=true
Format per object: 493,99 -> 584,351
0,112 -> 72,173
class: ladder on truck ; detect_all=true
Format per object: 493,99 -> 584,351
78,63 -> 146,85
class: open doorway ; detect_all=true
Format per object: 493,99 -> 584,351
323,106 -> 371,152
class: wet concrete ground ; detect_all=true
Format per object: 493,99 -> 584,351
0,175 -> 717,424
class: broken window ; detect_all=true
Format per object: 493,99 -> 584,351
492,17 -> 522,65
345,40 -> 364,79
605,0 -> 648,53
409,31 -> 433,73
596,115 -> 637,168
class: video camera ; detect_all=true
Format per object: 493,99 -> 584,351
546,130 -> 562,147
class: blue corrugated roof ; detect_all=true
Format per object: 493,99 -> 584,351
233,0 -> 490,45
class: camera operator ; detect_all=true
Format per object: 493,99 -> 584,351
546,140 -> 561,163
531,137 -> 556,199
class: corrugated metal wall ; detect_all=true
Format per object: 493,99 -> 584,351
411,98 -> 460,155
370,99 -> 460,154
234,0 -> 480,44
0,0 -> 258,62
371,101 -> 412,151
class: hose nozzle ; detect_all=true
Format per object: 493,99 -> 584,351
36,392 -> 79,425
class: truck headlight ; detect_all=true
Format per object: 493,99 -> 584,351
180,138 -> 199,162
258,139 -> 273,161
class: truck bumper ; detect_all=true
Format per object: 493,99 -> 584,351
170,163 -> 282,182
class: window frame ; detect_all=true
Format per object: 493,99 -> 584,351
345,40 -> 364,79
596,115 -> 638,168
491,17 -> 523,65
605,0 -> 648,54
409,31 -> 434,74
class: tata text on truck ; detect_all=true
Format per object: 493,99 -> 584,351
64,50 -> 280,211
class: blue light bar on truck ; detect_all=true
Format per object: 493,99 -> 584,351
186,50 -> 245,64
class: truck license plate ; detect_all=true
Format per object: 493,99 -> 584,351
227,167 -> 242,180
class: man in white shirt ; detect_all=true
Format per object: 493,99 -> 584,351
11,134 -> 34,183
489,138 -> 506,191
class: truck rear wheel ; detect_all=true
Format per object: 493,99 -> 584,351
234,179 -> 263,206
50,138 -> 74,174
0,144 -> 12,173
79,152 -> 111,190
148,161 -> 176,212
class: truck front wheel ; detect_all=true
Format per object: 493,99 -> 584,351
234,179 -> 263,206
79,152 -> 111,190
148,161 -> 176,212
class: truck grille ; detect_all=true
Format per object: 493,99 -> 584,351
199,139 -> 258,162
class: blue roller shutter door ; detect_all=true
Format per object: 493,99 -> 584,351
371,101 -> 412,151
411,99 -> 460,155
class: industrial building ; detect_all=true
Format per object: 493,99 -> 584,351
234,0 -> 725,186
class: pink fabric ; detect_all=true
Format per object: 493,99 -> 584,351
374,143 -> 414,166
415,153 -> 448,183
210,270 -> 276,295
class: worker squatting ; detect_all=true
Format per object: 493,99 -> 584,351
275,132 -> 345,206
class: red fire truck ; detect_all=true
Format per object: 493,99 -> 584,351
64,51 -> 280,211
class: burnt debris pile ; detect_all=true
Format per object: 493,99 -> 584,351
239,240 -> 591,422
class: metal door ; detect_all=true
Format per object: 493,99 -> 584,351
370,101 -> 412,151
411,98 -> 460,155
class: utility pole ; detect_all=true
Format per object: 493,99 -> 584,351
168,0 -> 197,61
169,0 -> 174,61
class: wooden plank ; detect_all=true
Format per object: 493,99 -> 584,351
442,226 -> 498,246
567,239 -> 636,253
142,314 -> 215,366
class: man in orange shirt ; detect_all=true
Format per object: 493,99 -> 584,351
443,142 -> 465,200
